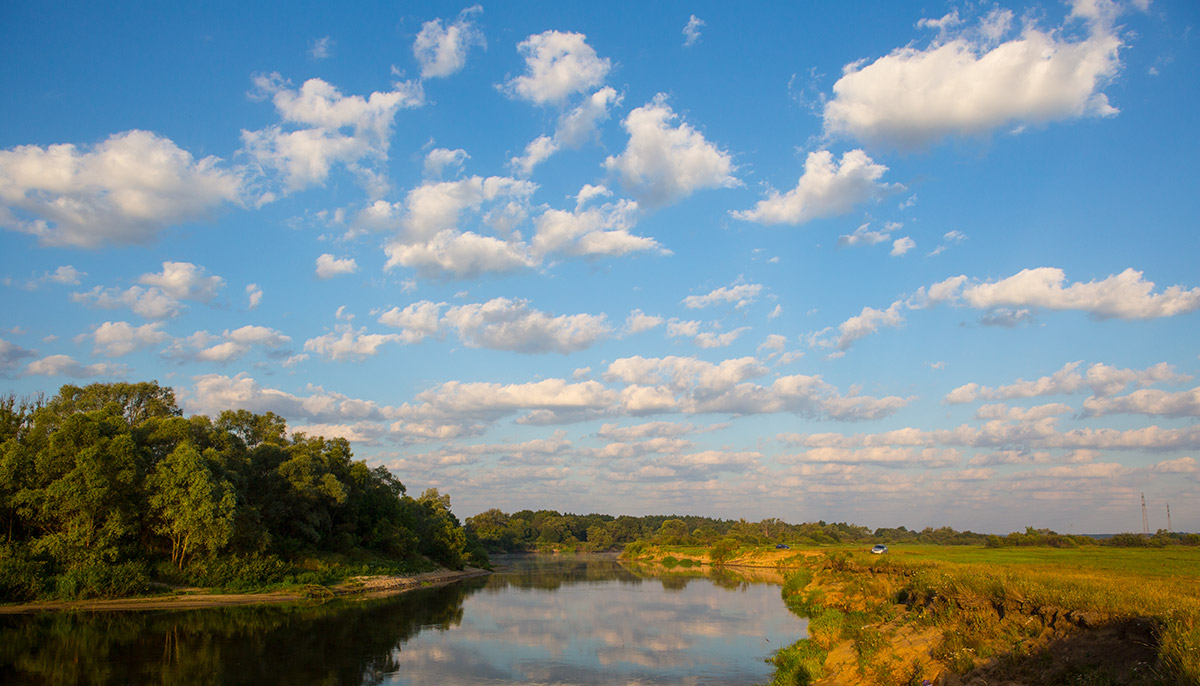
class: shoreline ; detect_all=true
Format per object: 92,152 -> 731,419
0,567 -> 491,615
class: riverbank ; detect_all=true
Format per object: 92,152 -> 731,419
624,544 -> 1200,685
0,567 -> 490,614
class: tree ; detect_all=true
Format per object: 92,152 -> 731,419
709,537 -> 740,565
148,443 -> 236,569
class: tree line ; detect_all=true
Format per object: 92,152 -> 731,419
0,382 -> 485,601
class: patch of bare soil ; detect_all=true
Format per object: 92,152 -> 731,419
0,567 -> 490,614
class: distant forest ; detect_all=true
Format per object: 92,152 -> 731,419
465,510 -> 1200,554
0,382 -> 485,601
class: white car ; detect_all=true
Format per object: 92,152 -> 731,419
871,544 -> 888,554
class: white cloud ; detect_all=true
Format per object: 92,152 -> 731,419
441,297 -> 611,354
0,130 -> 242,247
810,300 -> 906,353
890,236 -> 915,256
604,95 -> 737,207
824,4 -> 1124,148
532,197 -> 662,259
510,87 -> 621,177
186,373 -> 393,423
138,261 -> 224,301
510,135 -> 559,178
694,328 -> 749,349
940,267 -> 1200,319
682,15 -> 705,47
413,5 -> 485,79
424,147 -> 470,177
379,297 -> 611,353
38,265 -> 86,285
625,309 -> 663,334
683,282 -> 763,309
89,321 -> 170,357
309,36 -> 334,60
246,283 -> 263,310
377,300 -> 446,343
382,175 -> 538,277
25,354 -> 121,378
503,31 -> 611,105
72,285 -> 183,319
72,261 -> 223,320
733,149 -> 899,225
241,73 -> 423,195
837,222 -> 893,247
944,361 -> 1190,404
315,253 -> 358,279
303,324 -> 402,361
1083,386 -> 1200,418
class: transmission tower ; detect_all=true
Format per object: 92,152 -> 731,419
1167,503 -> 1172,533
1141,492 -> 1149,535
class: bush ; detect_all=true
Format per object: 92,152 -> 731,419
186,554 -> 291,590
52,561 -> 150,599
0,548 -> 46,601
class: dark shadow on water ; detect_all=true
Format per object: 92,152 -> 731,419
0,580 -> 486,686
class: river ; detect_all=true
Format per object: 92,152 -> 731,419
0,555 -> 807,685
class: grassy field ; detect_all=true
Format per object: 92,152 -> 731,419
624,542 -> 1200,685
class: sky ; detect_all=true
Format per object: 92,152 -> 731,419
2,0 -> 1198,534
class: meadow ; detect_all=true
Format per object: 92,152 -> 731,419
623,542 -> 1200,685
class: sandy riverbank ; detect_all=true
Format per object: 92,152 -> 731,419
0,567 -> 490,615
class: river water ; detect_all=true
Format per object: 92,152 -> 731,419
0,555 -> 807,685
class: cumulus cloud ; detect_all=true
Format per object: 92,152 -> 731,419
185,372 -> 394,423
378,297 -> 612,353
413,5 -> 485,79
890,236 -> 915,256
0,130 -> 242,247
510,88 -> 621,176
72,261 -> 223,320
932,267 -> 1200,319
733,149 -> 900,225
683,282 -> 763,309
442,298 -> 611,354
837,222 -> 895,247
944,361 -> 1189,404
246,283 -> 263,310
625,310 -> 663,334
533,196 -> 662,259
241,73 -> 423,195
809,300 -> 906,354
138,261 -> 224,301
424,147 -> 470,178
25,354 -> 122,378
382,175 -> 538,277
1083,386 -> 1200,418
604,95 -> 737,207
167,325 -> 293,364
303,324 -> 402,361
88,321 -> 170,357
32,265 -> 86,286
824,3 -> 1125,148
315,253 -> 358,279
503,31 -> 611,104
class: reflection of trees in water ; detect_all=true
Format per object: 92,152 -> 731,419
0,581 -> 486,686
621,560 -> 784,592
486,554 -> 646,592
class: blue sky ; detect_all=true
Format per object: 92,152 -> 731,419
2,0 -> 1198,533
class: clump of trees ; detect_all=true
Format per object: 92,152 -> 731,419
0,382 -> 485,601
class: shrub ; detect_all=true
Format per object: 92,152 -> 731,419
52,561 -> 150,599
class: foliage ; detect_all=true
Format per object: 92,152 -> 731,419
0,381 -> 482,601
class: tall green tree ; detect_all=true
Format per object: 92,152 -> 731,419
148,443 -> 237,569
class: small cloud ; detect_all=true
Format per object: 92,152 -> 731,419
309,36 -> 334,60
315,254 -> 358,279
246,283 -> 263,310
890,236 -> 915,256
682,15 -> 705,47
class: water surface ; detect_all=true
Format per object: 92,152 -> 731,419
0,555 -> 806,685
